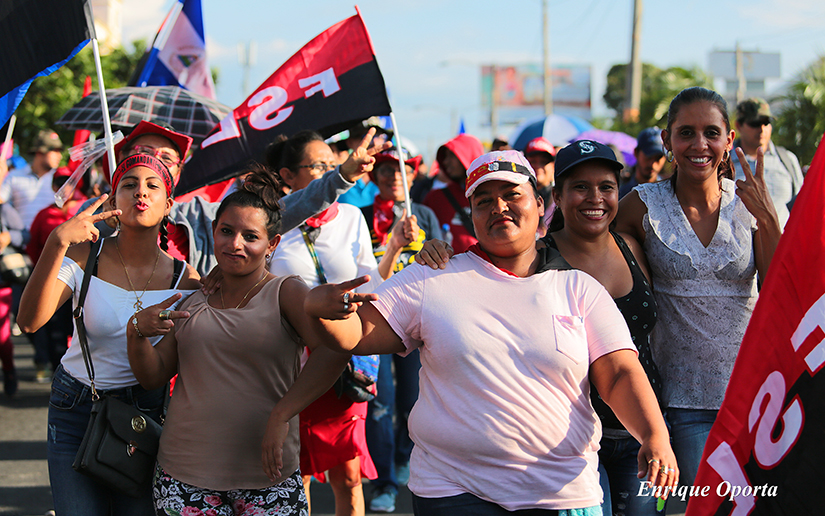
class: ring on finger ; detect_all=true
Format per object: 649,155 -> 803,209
660,466 -> 667,474
343,292 -> 351,310
158,310 -> 172,320
648,458 -> 660,465
666,467 -> 675,474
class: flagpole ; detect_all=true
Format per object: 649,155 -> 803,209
136,0 -> 184,87
0,115 -> 16,164
91,38 -> 117,176
389,112 -> 412,217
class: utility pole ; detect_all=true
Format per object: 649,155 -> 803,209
623,0 -> 643,123
490,64 -> 499,139
238,41 -> 256,98
735,42 -> 746,104
542,0 -> 553,115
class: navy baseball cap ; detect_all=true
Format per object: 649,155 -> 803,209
554,140 -> 623,181
636,127 -> 664,157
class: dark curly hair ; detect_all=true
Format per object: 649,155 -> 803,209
214,163 -> 285,238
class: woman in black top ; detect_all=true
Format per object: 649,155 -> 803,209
542,140 -> 663,516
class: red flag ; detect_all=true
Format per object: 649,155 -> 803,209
686,136 -> 825,515
67,75 -> 92,172
175,9 -> 391,196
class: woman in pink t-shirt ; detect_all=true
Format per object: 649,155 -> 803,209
305,151 -> 678,515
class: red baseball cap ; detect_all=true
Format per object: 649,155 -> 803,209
524,137 -> 557,159
102,121 -> 193,183
371,148 -> 423,178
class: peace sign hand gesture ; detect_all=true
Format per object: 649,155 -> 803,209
339,127 -> 393,182
734,147 -> 779,224
52,194 -> 121,248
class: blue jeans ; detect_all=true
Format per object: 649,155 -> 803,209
366,350 -> 420,493
412,493 -> 600,516
47,364 -> 165,516
666,408 -> 718,488
598,435 -> 663,516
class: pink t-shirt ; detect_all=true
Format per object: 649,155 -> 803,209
372,252 -> 635,511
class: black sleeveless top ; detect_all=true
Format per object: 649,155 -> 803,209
541,231 -> 662,432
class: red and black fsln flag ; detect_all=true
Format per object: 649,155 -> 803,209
175,11 -> 391,196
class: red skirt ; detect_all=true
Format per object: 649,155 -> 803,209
299,387 -> 377,482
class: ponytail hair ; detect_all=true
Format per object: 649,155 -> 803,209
160,215 -> 169,251
215,163 -> 286,238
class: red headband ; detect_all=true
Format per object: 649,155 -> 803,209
111,154 -> 174,197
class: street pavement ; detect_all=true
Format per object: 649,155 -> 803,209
1,335 -> 684,516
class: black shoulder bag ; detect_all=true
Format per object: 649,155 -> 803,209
72,239 -> 163,498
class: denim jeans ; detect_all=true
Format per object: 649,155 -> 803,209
598,434 -> 663,516
412,492 -> 600,516
366,350 -> 420,493
666,408 -> 718,488
47,364 -> 165,516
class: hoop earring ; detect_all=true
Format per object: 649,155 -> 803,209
115,218 -> 121,234
666,150 -> 674,163
723,150 -> 730,162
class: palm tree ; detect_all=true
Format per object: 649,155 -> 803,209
773,56 -> 825,168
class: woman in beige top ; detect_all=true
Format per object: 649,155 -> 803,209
126,158 -> 376,514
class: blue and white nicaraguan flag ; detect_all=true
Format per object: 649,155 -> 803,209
132,0 -> 216,100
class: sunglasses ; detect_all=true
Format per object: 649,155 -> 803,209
126,144 -> 182,168
746,120 -> 771,129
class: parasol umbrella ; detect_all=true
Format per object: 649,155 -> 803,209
573,128 -> 638,167
511,114 -> 594,150
56,85 -> 231,142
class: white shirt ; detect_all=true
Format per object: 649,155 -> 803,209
57,250 -> 193,389
269,203 -> 381,291
0,164 -> 56,228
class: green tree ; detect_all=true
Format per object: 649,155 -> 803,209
773,56 -> 825,167
603,63 -> 712,137
10,40 -> 147,158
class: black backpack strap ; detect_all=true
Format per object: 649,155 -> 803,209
441,187 -> 476,238
73,238 -> 104,399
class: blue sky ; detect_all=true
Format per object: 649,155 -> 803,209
121,0 -> 825,159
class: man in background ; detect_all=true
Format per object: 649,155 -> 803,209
731,98 -> 804,227
619,127 -> 666,199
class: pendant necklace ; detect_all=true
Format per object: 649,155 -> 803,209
115,237 -> 161,312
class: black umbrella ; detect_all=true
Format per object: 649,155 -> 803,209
56,85 -> 230,142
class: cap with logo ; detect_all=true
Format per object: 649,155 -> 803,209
554,140 -> 623,181
735,98 -> 772,124
636,127 -> 664,157
464,150 -> 537,198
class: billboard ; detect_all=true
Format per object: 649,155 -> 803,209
481,63 -> 592,123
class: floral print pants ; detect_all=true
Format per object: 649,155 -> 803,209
153,465 -> 308,516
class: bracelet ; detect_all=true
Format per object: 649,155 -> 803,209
131,314 -> 145,338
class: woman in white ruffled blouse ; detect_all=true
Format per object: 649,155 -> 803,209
615,86 -> 782,488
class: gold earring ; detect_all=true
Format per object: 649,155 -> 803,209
666,150 -> 674,163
